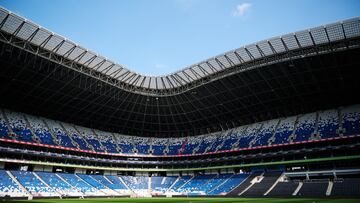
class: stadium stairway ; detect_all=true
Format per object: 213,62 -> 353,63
55,173 -> 84,196
41,118 -> 60,145
226,172 -> 260,196
241,171 -> 282,197
23,115 -> 41,144
6,171 -> 32,199
32,172 -> 62,198
57,122 -> 80,149
165,176 -> 180,193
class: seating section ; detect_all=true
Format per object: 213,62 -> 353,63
293,113 -> 316,142
268,181 -> 299,196
195,134 -> 217,154
167,176 -> 190,193
121,176 -> 149,193
182,137 -> 200,155
0,105 -> 359,156
4,110 -> 33,142
332,178 -> 360,196
342,105 -> 360,136
176,174 -> 216,195
205,134 -> 225,153
114,134 -> 134,154
238,123 -> 262,149
273,116 -> 296,144
318,110 -> 339,139
26,115 -> 55,145
11,171 -> 56,197
94,130 -> 119,153
151,138 -> 167,155
0,170 -> 26,197
62,123 -> 90,150
2,170 -> 360,198
297,181 -> 328,197
209,174 -> 249,195
43,119 -> 76,148
36,171 -> 82,196
252,119 -> 279,147
92,175 -> 128,194
241,172 -> 282,197
0,111 -> 10,139
167,138 -> 185,155
104,175 -> 129,192
133,137 -> 151,154
151,176 -> 177,193
57,173 -> 100,196
219,130 -> 238,151
76,126 -> 104,152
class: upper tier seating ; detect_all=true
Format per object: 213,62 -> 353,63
151,138 -> 167,155
62,123 -> 90,150
342,105 -> 360,136
318,109 -> 339,139
219,130 -> 239,151
26,115 -> 55,145
11,170 -> 56,197
0,170 -> 26,197
76,126 -> 104,152
167,138 -> 185,155
93,130 -> 119,153
238,123 -> 262,148
133,137 -> 151,154
293,112 -> 316,142
182,137 -> 200,155
0,104 -> 359,156
114,134 -> 134,154
273,116 -> 296,144
0,111 -> 10,139
194,134 -> 216,154
252,119 -> 279,147
4,110 -> 33,142
43,119 -> 76,148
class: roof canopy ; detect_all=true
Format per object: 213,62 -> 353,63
1,7 -> 359,92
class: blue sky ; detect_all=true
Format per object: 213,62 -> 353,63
1,0 -> 359,76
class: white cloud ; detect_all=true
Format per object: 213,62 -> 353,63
154,64 -> 167,69
233,3 -> 251,17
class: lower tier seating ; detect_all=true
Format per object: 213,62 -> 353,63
1,170 -> 359,198
296,181 -> 328,197
331,178 -> 360,197
241,172 -> 282,197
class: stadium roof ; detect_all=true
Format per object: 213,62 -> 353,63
0,7 -> 360,137
0,7 -> 359,95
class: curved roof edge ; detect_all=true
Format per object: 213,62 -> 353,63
0,7 -> 359,94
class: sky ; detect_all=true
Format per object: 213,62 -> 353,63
1,0 -> 359,76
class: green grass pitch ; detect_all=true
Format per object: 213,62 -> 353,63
5,198 -> 360,203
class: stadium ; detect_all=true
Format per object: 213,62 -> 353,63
0,2 -> 360,203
